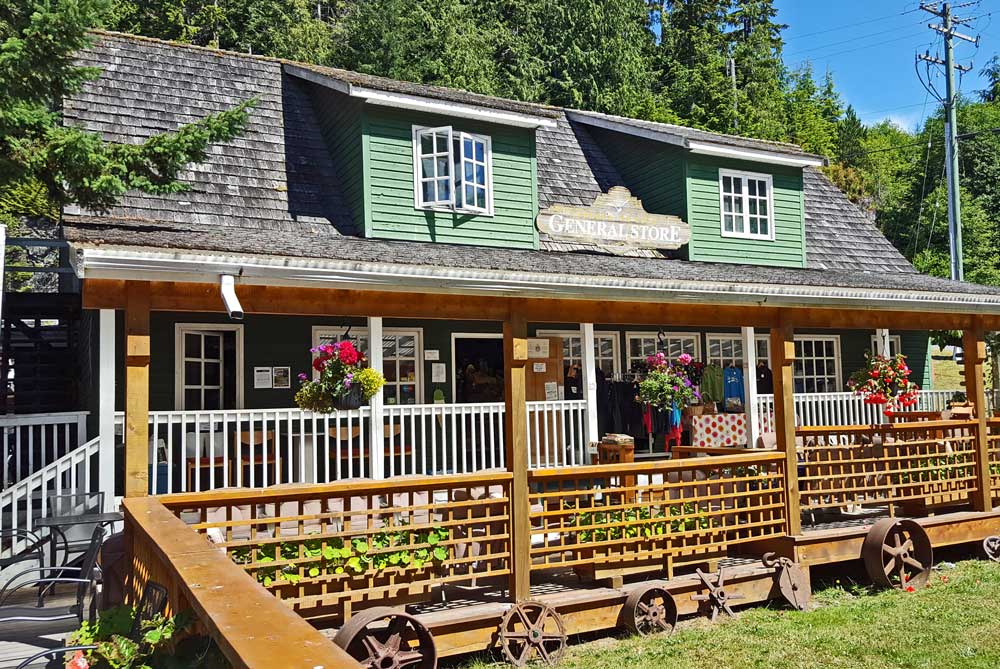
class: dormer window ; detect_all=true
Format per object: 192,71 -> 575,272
719,169 -> 774,241
412,125 -> 493,215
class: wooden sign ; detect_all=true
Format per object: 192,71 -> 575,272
536,186 -> 690,252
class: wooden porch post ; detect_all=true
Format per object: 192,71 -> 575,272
98,309 -> 116,508
770,322 -> 801,535
963,323 -> 992,512
367,316 -> 385,480
504,310 -> 531,601
580,323 -> 599,447
124,282 -> 150,498
741,326 -> 760,449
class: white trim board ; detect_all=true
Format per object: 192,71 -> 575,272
284,64 -> 558,129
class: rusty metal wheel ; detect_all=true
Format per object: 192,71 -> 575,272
984,536 -> 1000,562
497,601 -> 567,667
763,553 -> 810,611
691,567 -> 745,621
862,518 -> 933,589
622,585 -> 677,636
333,607 -> 436,669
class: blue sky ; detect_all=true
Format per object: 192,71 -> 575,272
775,0 -> 996,131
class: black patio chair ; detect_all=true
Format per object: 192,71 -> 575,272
0,525 -> 104,635
13,581 -> 170,669
46,491 -> 107,567
0,528 -> 46,576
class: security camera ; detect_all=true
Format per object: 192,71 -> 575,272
220,274 -> 244,320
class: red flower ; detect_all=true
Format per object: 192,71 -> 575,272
338,341 -> 360,365
905,585 -> 915,593
312,357 -> 326,372
67,651 -> 89,669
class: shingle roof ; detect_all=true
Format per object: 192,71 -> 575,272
63,32 -> 916,284
63,215 -> 1000,299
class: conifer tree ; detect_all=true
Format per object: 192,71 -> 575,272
726,0 -> 787,140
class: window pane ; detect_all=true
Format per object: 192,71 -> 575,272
759,219 -> 769,235
723,176 -> 732,193
204,362 -> 221,386
758,181 -> 767,196
398,336 -> 415,356
203,389 -> 221,411
185,361 -> 201,385
421,158 -> 434,179
204,335 -> 221,359
185,333 -> 201,358
400,384 -> 417,405
732,178 -> 742,194
184,389 -> 201,410
598,338 -> 613,357
475,164 -> 485,185
399,360 -> 416,383
465,184 -> 474,205
759,200 -> 768,216
437,179 -> 450,200
423,182 -> 435,203
421,134 -> 433,153
748,179 -> 757,196
435,133 -> 448,153
383,361 -> 398,382
476,188 -> 486,209
749,200 -> 758,215
464,137 -> 473,156
475,141 -> 485,162
629,339 -> 643,358
436,157 -> 449,177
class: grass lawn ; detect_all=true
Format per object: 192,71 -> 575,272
931,345 -> 965,390
463,560 -> 1000,669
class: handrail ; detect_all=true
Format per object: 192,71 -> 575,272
158,469 -> 513,507
797,419 -> 976,434
529,451 -> 784,479
0,411 -> 89,426
123,496 -> 360,669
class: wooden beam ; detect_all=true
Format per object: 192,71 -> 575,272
963,323 -> 992,512
771,322 -> 801,535
503,309 -> 531,602
83,279 -> 1000,331
124,281 -> 150,498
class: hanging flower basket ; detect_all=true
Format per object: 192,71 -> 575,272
295,340 -> 386,413
637,352 -> 701,412
848,353 -> 920,410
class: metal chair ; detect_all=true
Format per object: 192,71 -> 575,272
0,528 -> 46,577
13,581 -> 170,668
0,526 -> 104,634
46,492 -> 106,567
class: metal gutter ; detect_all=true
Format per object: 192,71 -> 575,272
72,245 -> 1000,315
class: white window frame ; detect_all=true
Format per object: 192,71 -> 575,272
174,323 -> 244,410
312,326 -> 424,406
536,329 -> 622,377
793,334 -> 842,394
625,331 -> 701,371
719,168 -> 775,241
870,334 -> 902,357
705,332 -> 772,369
412,125 -> 494,216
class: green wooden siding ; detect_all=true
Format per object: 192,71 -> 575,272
685,158 -> 806,268
587,128 -> 686,218
363,107 -> 537,248
836,330 -> 930,390
310,87 -> 365,234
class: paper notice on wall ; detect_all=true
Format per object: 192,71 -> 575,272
431,363 -> 446,383
253,367 -> 272,389
544,381 -> 559,401
424,349 -> 440,361
527,338 -> 550,358
533,362 -> 547,373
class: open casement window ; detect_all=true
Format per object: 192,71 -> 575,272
413,125 -> 492,214
719,170 -> 774,241
175,325 -> 242,410
313,327 -> 423,406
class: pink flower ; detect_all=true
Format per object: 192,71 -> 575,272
677,353 -> 693,366
338,341 -> 360,365
67,651 -> 89,669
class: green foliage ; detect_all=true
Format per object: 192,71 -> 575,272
68,604 -> 191,669
1,0 -> 255,212
233,526 -> 451,587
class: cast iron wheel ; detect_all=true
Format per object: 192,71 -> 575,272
762,552 -> 810,611
984,536 -> 1000,562
691,567 -> 745,621
862,518 -> 933,589
622,585 -> 678,636
497,601 -> 567,667
333,607 -> 436,669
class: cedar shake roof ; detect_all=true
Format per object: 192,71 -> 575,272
64,32 -> 927,291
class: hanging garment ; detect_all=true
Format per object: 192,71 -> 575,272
756,363 -> 774,394
724,366 -> 745,412
701,364 -> 724,404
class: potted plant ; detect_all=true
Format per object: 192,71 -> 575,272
847,353 -> 920,410
637,352 -> 702,413
295,340 -> 386,412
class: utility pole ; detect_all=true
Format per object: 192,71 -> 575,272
917,2 -> 978,281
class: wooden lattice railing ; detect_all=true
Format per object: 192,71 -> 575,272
526,453 -> 787,580
160,472 -> 513,623
987,418 -> 1000,500
797,420 -> 979,512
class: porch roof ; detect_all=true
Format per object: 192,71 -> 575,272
65,220 -> 1000,313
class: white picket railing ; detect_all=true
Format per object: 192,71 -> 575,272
1,411 -> 89,489
0,436 -> 102,558
526,399 -> 588,469
384,402 -> 506,477
753,389 -> 965,433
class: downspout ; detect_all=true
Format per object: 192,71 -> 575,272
220,274 -> 244,320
